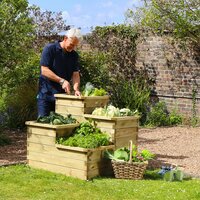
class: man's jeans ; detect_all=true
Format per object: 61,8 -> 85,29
37,99 -> 55,117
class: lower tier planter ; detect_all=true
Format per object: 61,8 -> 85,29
54,94 -> 109,122
26,121 -> 114,180
84,114 -> 139,149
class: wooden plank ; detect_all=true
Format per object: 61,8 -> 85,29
28,160 -> 87,180
115,127 -> 138,138
56,105 -> 84,115
54,94 -> 109,100
91,121 -> 115,129
115,136 -> 137,149
84,98 -> 109,108
27,151 -> 87,170
84,114 -> 139,121
27,142 -> 87,161
55,144 -> 114,153
55,99 -> 84,107
26,121 -> 79,130
27,133 -> 55,146
115,119 -> 139,128
27,127 -> 56,137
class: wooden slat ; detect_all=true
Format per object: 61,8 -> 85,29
115,136 -> 137,149
27,127 -> 56,137
56,105 -> 84,115
26,121 -> 79,130
27,151 -> 87,170
115,127 -> 138,138
84,98 -> 109,108
84,114 -> 139,121
27,142 -> 87,161
27,133 -> 55,146
55,99 -> 84,107
54,94 -> 109,100
55,144 -> 114,153
115,119 -> 138,128
28,160 -> 88,180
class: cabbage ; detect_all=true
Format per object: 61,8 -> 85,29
105,105 -> 120,117
84,82 -> 95,96
92,107 -> 106,116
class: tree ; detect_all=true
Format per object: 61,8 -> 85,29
28,5 -> 70,50
0,0 -> 35,91
125,0 -> 200,48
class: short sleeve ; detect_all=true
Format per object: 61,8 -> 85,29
40,44 -> 54,67
73,52 -> 81,72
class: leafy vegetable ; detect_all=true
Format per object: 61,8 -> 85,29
37,112 -> 77,125
56,121 -> 111,148
104,145 -> 155,163
92,105 -> 139,117
82,82 -> 107,96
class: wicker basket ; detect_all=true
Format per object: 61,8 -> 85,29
111,140 -> 148,180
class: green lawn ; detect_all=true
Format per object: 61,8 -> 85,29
0,165 -> 200,200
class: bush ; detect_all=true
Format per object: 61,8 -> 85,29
145,101 -> 183,127
79,51 -> 109,90
3,82 -> 38,129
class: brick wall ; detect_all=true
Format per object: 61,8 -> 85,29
135,33 -> 200,117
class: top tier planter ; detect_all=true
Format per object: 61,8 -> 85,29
54,94 -> 109,122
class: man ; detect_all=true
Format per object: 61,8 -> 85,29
37,28 -> 82,117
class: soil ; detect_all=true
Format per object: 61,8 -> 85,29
0,126 -> 200,178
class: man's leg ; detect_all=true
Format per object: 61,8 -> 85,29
37,99 -> 55,117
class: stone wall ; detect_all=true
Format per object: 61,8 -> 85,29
135,33 -> 200,117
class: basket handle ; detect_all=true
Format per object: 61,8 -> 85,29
129,140 -> 133,163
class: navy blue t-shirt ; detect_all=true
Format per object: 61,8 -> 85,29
38,41 -> 81,102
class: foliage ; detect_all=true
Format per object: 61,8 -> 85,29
126,0 -> 200,49
92,105 -> 139,117
109,75 -> 151,123
37,112 -> 77,125
105,145 -> 155,163
82,82 -> 107,96
145,101 -> 183,127
87,25 -> 138,80
0,0 -> 35,92
28,5 -> 69,50
57,121 -> 110,148
3,82 -> 38,129
79,51 -> 110,90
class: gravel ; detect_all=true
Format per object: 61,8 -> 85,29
0,126 -> 200,178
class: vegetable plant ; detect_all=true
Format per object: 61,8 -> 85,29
105,145 -> 155,163
56,121 -> 111,148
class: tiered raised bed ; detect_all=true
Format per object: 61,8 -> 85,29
54,94 -> 109,122
84,114 -> 139,149
26,121 -> 114,180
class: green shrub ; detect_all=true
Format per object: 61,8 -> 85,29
4,82 -> 38,129
109,74 -> 151,124
145,101 -> 183,127
169,110 -> 183,126
79,51 -> 109,90
145,101 -> 170,127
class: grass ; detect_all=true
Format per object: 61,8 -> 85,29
0,165 -> 200,200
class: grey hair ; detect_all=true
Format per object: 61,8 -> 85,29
65,28 -> 83,41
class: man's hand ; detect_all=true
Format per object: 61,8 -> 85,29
74,90 -> 81,96
62,80 -> 71,94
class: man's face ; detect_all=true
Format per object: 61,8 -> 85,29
64,37 -> 79,52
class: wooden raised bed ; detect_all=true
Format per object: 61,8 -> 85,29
26,121 -> 114,180
84,114 -> 139,149
54,94 -> 109,122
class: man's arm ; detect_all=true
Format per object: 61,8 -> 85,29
72,71 -> 81,96
41,66 -> 71,94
